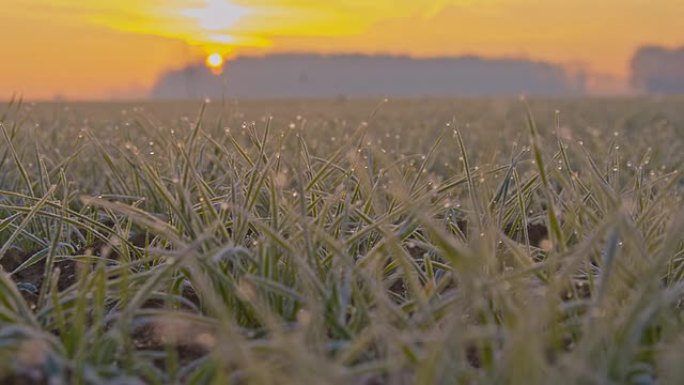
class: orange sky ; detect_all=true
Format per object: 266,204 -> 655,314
2,0 -> 682,99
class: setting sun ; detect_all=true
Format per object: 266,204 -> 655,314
206,53 -> 224,73
206,53 -> 223,67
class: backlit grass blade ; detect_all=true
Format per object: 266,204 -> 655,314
525,108 -> 564,251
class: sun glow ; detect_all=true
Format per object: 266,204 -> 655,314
181,0 -> 249,31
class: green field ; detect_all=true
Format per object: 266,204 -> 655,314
1,98 -> 683,384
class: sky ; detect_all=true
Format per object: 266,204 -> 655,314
2,0 -> 683,100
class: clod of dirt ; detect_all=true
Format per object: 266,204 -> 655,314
131,317 -> 214,365
1,247 -> 79,308
503,221 -> 549,248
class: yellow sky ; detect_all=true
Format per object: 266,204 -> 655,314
2,0 -> 682,99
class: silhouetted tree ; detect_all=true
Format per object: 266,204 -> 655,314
631,46 -> 684,94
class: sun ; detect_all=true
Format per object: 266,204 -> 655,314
206,53 -> 224,69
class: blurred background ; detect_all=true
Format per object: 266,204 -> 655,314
2,0 -> 683,100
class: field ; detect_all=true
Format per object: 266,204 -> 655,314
1,97 -> 683,384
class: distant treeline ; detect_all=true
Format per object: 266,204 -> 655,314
151,54 -> 584,99
150,47 -> 684,99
